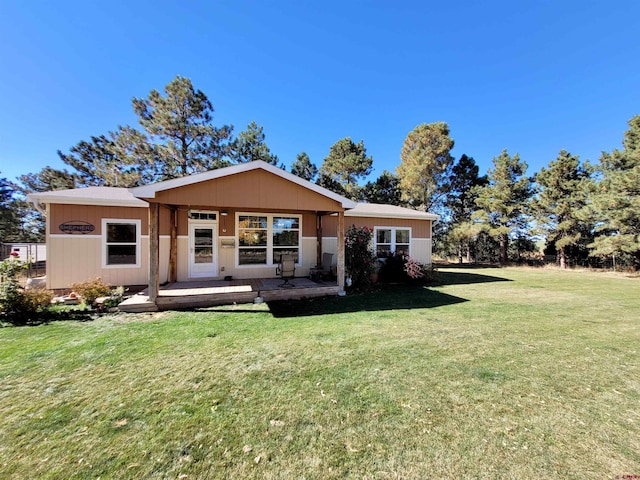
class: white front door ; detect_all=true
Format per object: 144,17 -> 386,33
189,222 -> 218,278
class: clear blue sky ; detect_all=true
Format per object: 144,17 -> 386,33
1,0 -> 638,184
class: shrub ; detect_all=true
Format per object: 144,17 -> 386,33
0,258 -> 53,323
345,225 -> 377,288
404,256 -> 426,280
70,278 -> 112,305
19,289 -> 54,313
379,252 -> 406,283
102,286 -> 126,309
378,252 -> 438,285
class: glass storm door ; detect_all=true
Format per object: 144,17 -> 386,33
189,223 -> 218,278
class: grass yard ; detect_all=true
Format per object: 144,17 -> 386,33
1,267 -> 639,479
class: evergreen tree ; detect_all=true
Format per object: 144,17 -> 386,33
316,172 -> 348,197
232,121 -> 279,164
14,167 -> 79,241
396,122 -> 454,211
319,137 -> 372,200
18,166 -> 78,193
590,115 -> 640,269
55,76 -> 234,185
444,154 -> 488,262
290,152 -> 317,181
133,76 -> 234,179
360,170 -> 402,205
533,150 -> 594,269
474,150 -> 533,264
0,174 -> 21,242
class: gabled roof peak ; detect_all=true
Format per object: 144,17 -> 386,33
130,160 -> 357,209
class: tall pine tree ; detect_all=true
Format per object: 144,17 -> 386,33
533,150 -> 594,268
133,76 -> 234,179
474,150 -> 533,264
231,121 -> 279,165
590,115 -> 640,269
396,122 -> 454,211
318,138 -> 372,200
290,152 -> 317,181
445,154 -> 488,263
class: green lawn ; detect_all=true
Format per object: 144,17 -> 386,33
1,267 -> 639,479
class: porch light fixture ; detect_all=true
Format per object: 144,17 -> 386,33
221,210 -> 228,232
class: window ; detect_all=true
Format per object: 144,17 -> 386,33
375,227 -> 411,257
189,210 -> 217,221
237,214 -> 301,266
102,219 -> 141,268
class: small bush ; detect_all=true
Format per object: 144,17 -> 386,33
378,252 -> 438,285
19,289 -> 54,313
345,225 -> 377,289
379,253 -> 406,283
102,286 -> 126,309
0,258 -> 54,324
404,256 -> 426,280
70,278 -> 112,305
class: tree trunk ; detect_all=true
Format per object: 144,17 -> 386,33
457,244 -> 463,264
559,246 -> 566,269
466,243 -> 472,263
499,233 -> 508,265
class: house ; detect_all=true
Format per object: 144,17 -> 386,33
28,161 -> 438,310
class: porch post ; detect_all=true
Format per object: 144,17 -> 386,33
316,213 -> 323,267
337,210 -> 346,295
169,206 -> 178,283
148,202 -> 160,303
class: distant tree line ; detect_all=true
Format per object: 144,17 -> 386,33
1,76 -> 638,270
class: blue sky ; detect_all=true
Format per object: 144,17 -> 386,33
1,1 -> 638,185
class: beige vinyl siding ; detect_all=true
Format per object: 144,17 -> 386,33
47,236 -> 170,290
319,234 -> 433,265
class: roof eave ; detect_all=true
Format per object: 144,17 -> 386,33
27,193 -> 148,208
345,211 -> 439,221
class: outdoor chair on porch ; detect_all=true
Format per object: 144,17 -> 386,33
276,254 -> 296,287
310,252 -> 334,281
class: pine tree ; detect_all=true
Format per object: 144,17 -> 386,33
396,122 -> 454,211
474,150 -> 533,264
132,75 -> 234,179
445,154 -> 488,262
290,152 -> 317,182
360,170 -> 402,205
319,138 -> 372,200
533,150 -> 594,268
590,115 -> 640,269
231,121 -> 279,165
0,174 -> 21,242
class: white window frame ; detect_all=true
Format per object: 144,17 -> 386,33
374,226 -> 412,258
101,218 -> 141,269
236,212 -> 302,268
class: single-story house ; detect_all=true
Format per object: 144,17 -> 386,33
28,161 -> 438,310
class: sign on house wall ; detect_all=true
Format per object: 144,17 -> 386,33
59,221 -> 95,234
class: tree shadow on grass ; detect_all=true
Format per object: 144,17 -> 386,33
436,268 -> 512,286
1,309 -> 96,327
268,284 -> 467,318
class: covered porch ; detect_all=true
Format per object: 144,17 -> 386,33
119,276 -> 340,312
128,161 -> 354,311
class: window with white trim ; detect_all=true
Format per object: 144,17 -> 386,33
102,219 -> 141,268
237,214 -> 300,266
374,227 -> 411,257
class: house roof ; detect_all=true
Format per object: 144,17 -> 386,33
130,160 -> 357,209
27,186 -> 148,208
27,164 -> 438,222
345,203 -> 439,221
